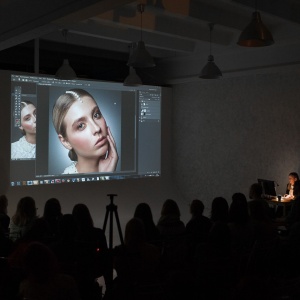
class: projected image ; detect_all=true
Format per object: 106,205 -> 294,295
48,88 -> 121,175
8,73 -> 161,187
11,100 -> 37,160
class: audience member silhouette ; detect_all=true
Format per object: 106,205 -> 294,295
50,213 -> 104,299
249,183 -> 263,199
193,197 -> 232,300
185,199 -> 212,257
72,203 -> 108,257
157,199 -> 185,237
9,196 -> 37,242
228,193 -> 255,261
210,196 -> 229,223
20,217 -> 52,245
157,199 -> 187,276
19,241 -> 80,300
248,184 -> 277,241
113,218 -> 161,299
0,195 -> 12,257
229,193 -> 249,224
0,225 -> 12,257
248,183 -> 271,216
4,187 -> 300,300
50,214 -> 78,276
72,203 -> 108,300
0,195 -> 10,237
133,202 -> 160,244
208,197 -> 231,258
42,198 -> 63,240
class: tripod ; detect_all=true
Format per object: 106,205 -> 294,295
103,194 -> 124,250
102,194 -> 124,297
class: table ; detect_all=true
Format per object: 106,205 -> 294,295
267,197 -> 293,217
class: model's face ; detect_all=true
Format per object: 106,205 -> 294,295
20,104 -> 36,135
62,96 -> 108,160
289,176 -> 297,185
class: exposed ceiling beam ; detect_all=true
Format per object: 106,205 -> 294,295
0,0 -> 134,50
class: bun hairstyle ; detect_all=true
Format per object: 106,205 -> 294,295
68,148 -> 78,161
52,89 -> 95,161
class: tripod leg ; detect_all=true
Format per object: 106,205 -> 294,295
109,206 -> 113,250
103,206 -> 114,297
103,205 -> 109,232
114,208 -> 124,245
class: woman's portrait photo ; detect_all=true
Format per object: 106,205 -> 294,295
50,88 -> 120,174
11,100 -> 36,160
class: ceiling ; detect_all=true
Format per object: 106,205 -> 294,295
1,0 -> 300,84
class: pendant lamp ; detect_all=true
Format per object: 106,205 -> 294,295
199,23 -> 222,79
127,4 -> 155,68
55,59 -> 77,80
124,67 -> 143,86
55,29 -> 77,79
237,0 -> 274,47
124,43 -> 142,86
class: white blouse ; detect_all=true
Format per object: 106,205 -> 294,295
63,161 -> 78,174
62,161 -> 108,180
11,136 -> 36,159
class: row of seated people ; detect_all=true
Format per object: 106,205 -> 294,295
1,182 -> 300,299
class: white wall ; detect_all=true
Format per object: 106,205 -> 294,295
172,66 -> 300,215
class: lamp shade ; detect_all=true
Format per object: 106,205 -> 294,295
199,55 -> 222,79
55,59 -> 77,80
237,11 -> 274,47
123,67 -> 142,86
127,41 -> 155,68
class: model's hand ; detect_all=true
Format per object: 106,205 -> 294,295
98,127 -> 118,172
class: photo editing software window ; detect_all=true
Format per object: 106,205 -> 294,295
10,74 -> 161,187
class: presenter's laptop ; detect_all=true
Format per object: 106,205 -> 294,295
257,178 -> 277,199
